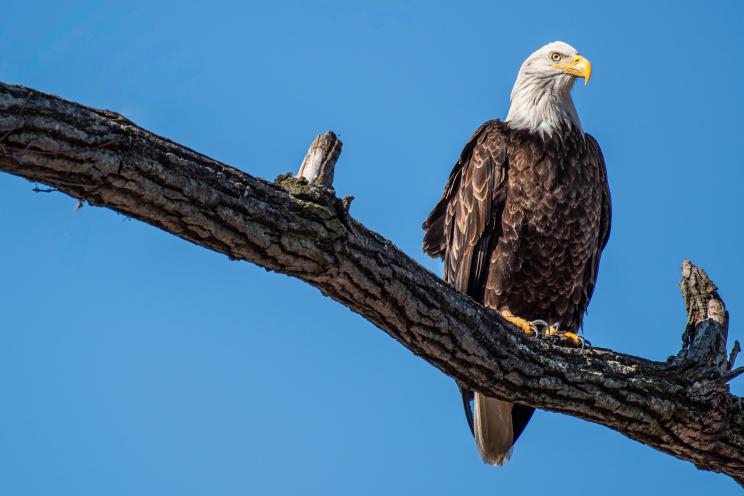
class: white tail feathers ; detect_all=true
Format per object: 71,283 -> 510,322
473,393 -> 514,466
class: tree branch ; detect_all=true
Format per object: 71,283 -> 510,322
1,82 -> 742,484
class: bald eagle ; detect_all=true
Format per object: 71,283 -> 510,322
423,41 -> 611,466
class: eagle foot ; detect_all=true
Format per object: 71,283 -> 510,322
548,327 -> 590,348
500,310 -> 541,336
499,311 -> 590,347
558,331 -> 590,348
526,320 -> 591,348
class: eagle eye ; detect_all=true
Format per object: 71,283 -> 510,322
550,52 -> 562,62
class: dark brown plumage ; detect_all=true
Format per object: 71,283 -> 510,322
423,119 -> 611,461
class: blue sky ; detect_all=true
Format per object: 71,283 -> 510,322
1,1 -> 743,494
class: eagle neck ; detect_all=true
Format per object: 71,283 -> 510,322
505,73 -> 582,138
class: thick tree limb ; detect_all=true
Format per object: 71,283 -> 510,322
0,82 -> 742,484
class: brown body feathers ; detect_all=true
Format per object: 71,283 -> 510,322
423,119 -> 611,459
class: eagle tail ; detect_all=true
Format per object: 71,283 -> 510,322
459,387 -> 536,466
473,393 -> 514,466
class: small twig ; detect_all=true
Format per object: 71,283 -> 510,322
32,185 -> 58,193
728,341 -> 741,371
724,366 -> 744,383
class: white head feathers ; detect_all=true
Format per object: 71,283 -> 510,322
505,41 -> 590,137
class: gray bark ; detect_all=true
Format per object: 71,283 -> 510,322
0,82 -> 742,485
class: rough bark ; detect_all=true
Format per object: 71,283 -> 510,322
0,82 -> 742,484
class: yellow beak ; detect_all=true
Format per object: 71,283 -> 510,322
552,55 -> 592,85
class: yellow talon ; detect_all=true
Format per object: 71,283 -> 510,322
560,331 -> 584,347
500,310 -> 537,335
544,323 -> 559,337
500,310 -> 589,348
551,327 -> 589,348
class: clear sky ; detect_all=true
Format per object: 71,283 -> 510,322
1,1 -> 743,494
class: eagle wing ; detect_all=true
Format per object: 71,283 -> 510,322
422,120 -> 508,298
580,134 -> 612,310
423,120 -> 524,449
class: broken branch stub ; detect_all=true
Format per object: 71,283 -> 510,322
679,260 -> 731,375
297,131 -> 342,188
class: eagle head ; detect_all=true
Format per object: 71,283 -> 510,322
505,41 -> 592,136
